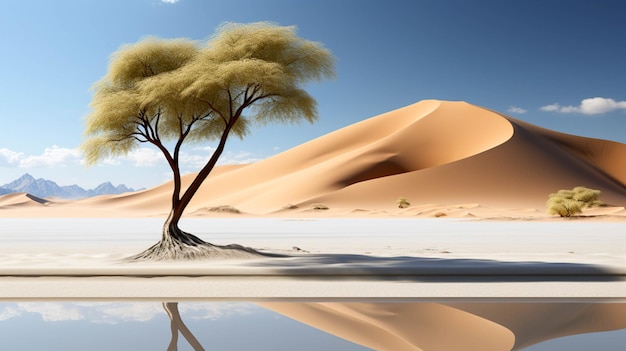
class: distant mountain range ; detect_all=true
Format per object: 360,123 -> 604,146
0,173 -> 137,200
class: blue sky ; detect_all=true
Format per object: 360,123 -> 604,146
1,0 -> 625,189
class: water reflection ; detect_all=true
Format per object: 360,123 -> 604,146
0,301 -> 624,350
163,302 -> 204,351
261,302 -> 626,351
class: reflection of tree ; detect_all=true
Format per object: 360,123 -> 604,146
163,302 -> 205,351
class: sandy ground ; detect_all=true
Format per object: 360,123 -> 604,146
0,218 -> 623,300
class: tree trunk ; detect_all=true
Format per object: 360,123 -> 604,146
160,209 -> 205,246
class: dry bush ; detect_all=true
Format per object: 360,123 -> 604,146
396,197 -> 411,209
208,205 -> 241,214
311,204 -> 329,210
547,186 -> 604,217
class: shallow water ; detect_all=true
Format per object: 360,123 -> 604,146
0,301 -> 624,350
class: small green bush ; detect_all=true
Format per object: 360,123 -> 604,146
396,197 -> 411,209
547,186 -> 604,217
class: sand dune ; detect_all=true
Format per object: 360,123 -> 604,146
0,193 -> 51,208
1,99 -> 625,218
261,302 -> 626,351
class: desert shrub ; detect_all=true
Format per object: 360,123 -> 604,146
396,197 -> 411,209
311,204 -> 329,210
547,197 -> 582,217
434,212 -> 447,218
282,204 -> 299,210
571,186 -> 603,206
208,205 -> 241,214
547,186 -> 604,217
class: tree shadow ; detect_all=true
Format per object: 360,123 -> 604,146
249,253 -> 624,282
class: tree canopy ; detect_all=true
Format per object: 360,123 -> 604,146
83,22 -> 335,166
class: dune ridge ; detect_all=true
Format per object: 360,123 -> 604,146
1,99 -> 625,218
0,193 -> 51,208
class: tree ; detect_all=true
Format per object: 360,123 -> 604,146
82,22 -> 335,260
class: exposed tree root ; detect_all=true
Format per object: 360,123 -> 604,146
127,228 -> 280,261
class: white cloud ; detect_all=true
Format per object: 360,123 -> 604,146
124,148 -> 165,167
17,302 -> 84,322
579,97 -> 626,115
0,302 -> 260,324
78,302 -> 163,324
0,306 -> 21,321
0,148 -> 24,166
507,106 -> 527,114
540,97 -> 626,115
18,146 -> 80,168
161,0 -> 180,3
540,103 -> 560,112
180,151 -> 211,169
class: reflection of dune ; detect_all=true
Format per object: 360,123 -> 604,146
1,99 -> 625,217
260,302 -> 626,351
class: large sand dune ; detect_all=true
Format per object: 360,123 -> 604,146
1,99 -> 625,217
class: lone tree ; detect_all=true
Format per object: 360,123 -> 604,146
82,22 -> 335,260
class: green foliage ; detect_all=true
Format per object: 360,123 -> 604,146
397,197 -> 411,209
547,186 -> 604,217
81,22 -> 336,165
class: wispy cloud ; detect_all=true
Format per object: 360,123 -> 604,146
124,148 -> 165,167
0,146 -> 80,168
17,303 -> 83,322
507,106 -> 527,114
0,144 -> 263,171
0,302 -> 260,324
0,148 -> 24,166
540,97 -> 626,115
18,146 -> 81,168
161,0 -> 180,3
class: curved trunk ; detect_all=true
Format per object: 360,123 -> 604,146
161,209 -> 205,246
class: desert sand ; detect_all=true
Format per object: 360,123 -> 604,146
0,100 -> 624,218
0,100 -> 624,350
